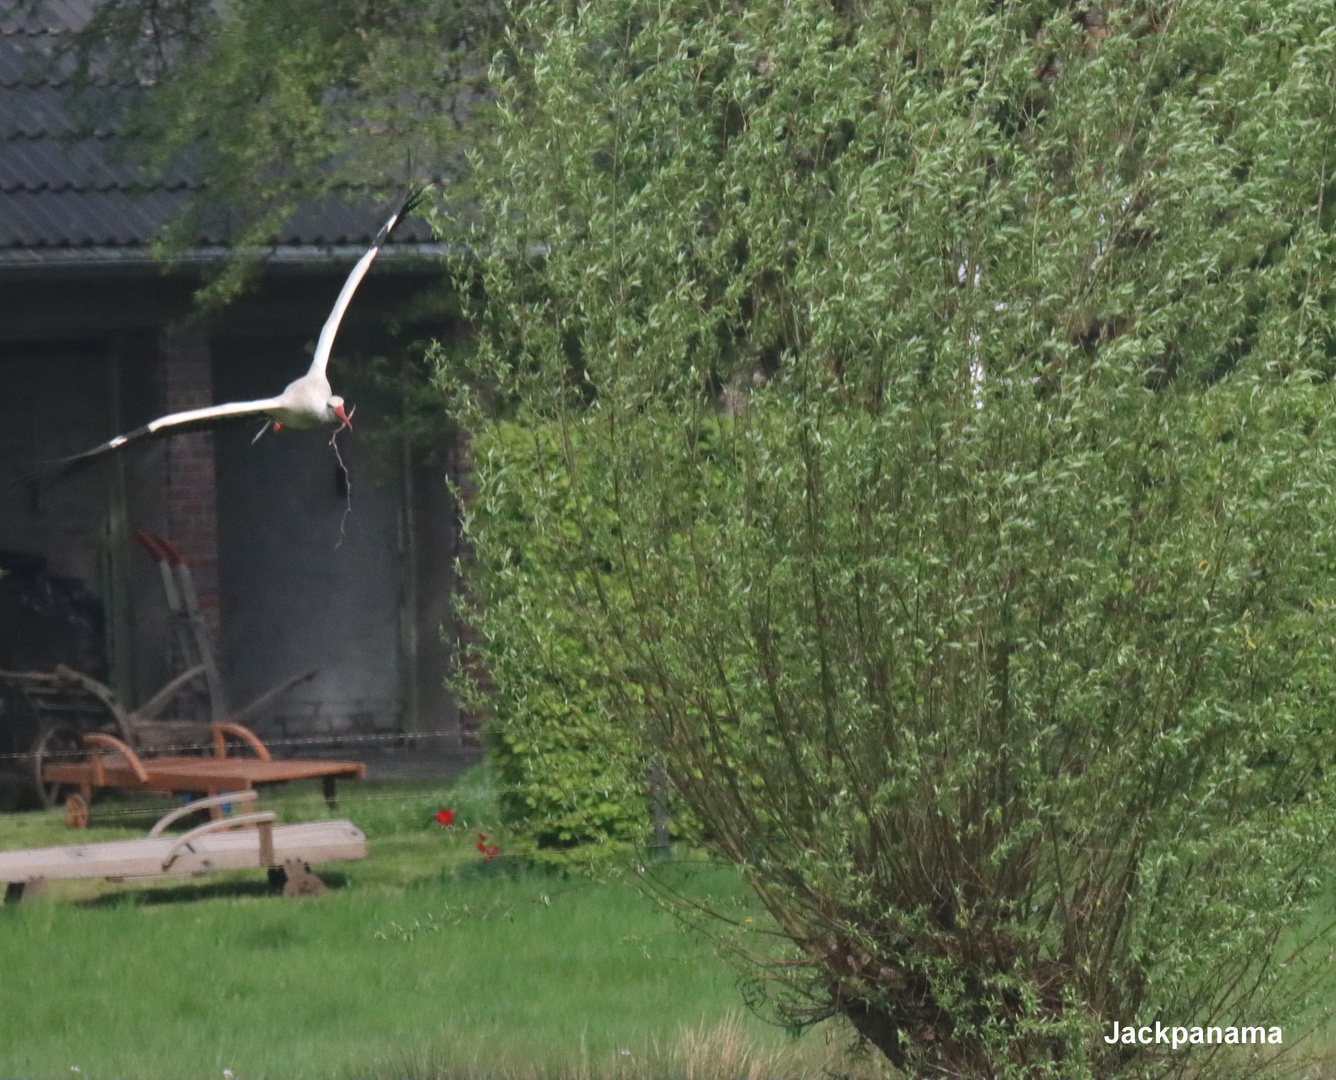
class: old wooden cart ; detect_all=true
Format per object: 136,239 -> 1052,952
0,532 -> 365,824
1,664 -> 364,827
41,724 -> 366,827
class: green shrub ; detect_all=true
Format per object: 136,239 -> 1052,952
452,1 -> 1336,1075
463,422 -> 652,861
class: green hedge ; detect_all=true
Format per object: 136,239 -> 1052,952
460,421 -> 653,863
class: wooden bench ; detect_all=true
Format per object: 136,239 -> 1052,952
0,791 -> 367,902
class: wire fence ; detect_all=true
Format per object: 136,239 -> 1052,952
50,786 -> 493,823
0,728 -> 469,763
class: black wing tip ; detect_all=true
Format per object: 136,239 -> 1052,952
400,181 -> 435,219
6,414 -> 248,499
0,466 -> 48,505
29,423 -> 155,490
2,456 -> 86,501
373,183 -> 436,248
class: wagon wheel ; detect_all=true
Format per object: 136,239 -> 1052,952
31,722 -> 84,809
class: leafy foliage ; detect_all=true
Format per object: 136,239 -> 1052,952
452,1 -> 1336,1076
46,0 -> 502,303
460,421 -> 653,861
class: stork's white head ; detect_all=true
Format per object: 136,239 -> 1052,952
328,395 -> 350,426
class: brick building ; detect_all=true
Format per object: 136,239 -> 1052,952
0,1 -> 467,757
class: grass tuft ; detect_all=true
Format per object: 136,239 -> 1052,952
366,1010 -> 893,1080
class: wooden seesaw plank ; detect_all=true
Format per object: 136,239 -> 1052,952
0,820 -> 367,884
0,792 -> 367,899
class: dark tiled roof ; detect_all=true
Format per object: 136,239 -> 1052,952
1,0 -> 95,35
0,1 -> 435,263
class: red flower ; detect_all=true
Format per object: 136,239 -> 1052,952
435,809 -> 456,826
487,845 -> 499,858
477,841 -> 486,852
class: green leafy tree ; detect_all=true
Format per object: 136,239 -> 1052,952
452,1 -> 1336,1075
47,0 -> 502,302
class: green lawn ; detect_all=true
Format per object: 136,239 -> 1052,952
0,770 -> 888,1079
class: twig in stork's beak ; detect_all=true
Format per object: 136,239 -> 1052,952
329,403 -> 356,547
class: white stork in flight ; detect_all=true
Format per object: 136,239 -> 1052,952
44,187 -> 424,482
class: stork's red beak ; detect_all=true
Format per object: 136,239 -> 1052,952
334,404 -> 350,426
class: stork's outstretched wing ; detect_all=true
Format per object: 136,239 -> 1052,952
41,396 -> 286,483
9,186 -> 429,495
308,186 -> 425,379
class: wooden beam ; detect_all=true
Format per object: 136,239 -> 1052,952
0,821 -> 367,884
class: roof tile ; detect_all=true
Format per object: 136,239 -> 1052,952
0,0 -> 436,258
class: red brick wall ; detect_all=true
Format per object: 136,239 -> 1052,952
160,327 -> 220,642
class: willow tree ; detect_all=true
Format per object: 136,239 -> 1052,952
455,1 -> 1336,1076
